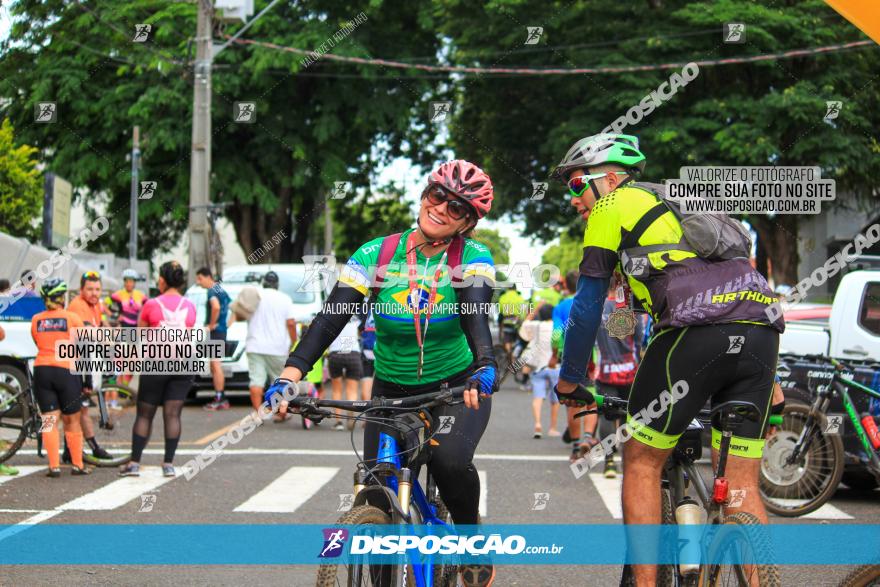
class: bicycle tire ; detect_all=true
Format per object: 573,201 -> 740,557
657,488 -> 675,587
839,565 -> 880,587
316,505 -> 397,587
429,500 -> 457,587
702,512 -> 780,587
759,404 -> 844,517
0,382 -> 29,464
82,384 -> 137,467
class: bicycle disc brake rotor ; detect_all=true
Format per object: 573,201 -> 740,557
762,430 -> 808,486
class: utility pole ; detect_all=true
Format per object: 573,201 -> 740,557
128,126 -> 140,262
324,203 -> 334,255
188,0 -> 213,282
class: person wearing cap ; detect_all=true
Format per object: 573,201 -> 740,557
234,271 -> 297,415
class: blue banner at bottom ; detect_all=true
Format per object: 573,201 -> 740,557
2,524 -> 879,565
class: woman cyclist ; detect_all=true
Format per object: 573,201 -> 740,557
30,278 -> 90,476
120,261 -> 196,478
266,160 -> 499,587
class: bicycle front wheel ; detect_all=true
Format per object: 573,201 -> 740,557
82,384 -> 137,467
702,512 -> 780,587
839,565 -> 880,587
759,404 -> 844,516
316,505 -> 398,587
0,382 -> 29,463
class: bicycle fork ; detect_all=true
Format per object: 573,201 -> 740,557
788,393 -> 832,465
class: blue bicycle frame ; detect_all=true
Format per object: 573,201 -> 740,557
377,430 -> 451,587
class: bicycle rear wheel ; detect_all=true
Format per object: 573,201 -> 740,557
759,404 -> 844,516
316,505 -> 398,587
839,565 -> 880,587
0,382 -> 29,464
82,384 -> 136,467
702,512 -> 780,587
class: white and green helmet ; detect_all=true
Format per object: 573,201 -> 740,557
551,133 -> 646,181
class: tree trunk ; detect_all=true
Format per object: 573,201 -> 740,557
749,216 -> 799,285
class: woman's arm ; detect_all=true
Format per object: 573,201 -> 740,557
457,280 -> 496,370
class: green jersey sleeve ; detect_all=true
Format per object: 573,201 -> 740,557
338,237 -> 385,296
461,238 -> 496,283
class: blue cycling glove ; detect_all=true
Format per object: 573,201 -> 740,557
263,378 -> 295,408
468,365 -> 497,396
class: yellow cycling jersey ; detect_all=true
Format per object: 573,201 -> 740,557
579,184 -> 784,332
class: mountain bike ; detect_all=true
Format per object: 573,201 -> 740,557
288,383 -> 467,587
81,379 -> 136,467
760,355 -> 880,517
494,323 -> 529,387
0,376 -> 44,463
585,392 -> 782,587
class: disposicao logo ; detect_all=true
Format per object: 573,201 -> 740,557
319,528 -> 349,558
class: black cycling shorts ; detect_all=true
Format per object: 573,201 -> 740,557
327,351 -> 364,380
33,366 -> 83,415
626,323 -> 778,459
138,374 -> 193,405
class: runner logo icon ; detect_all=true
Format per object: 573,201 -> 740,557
319,528 -> 349,558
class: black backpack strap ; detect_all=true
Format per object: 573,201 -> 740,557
619,203 -> 668,251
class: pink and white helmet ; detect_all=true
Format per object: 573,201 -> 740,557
428,160 -> 494,219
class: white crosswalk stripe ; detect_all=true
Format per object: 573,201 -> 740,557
60,467 -> 177,510
478,469 -> 487,518
234,466 -> 340,513
589,473 -> 623,519
0,463 -> 857,523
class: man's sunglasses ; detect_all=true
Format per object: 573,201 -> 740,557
567,171 -> 629,197
422,187 -> 473,221
82,270 -> 101,280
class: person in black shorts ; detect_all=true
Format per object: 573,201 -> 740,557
196,267 -> 231,410
119,261 -> 198,478
326,318 -> 364,430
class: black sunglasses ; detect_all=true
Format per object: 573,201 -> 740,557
422,186 -> 473,221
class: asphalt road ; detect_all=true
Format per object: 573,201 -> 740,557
2,380 -> 878,586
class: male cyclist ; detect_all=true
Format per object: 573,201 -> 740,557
66,271 -> 113,461
267,160 -> 499,587
551,134 -> 783,586
110,269 -> 147,389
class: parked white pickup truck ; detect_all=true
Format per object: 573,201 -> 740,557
779,270 -> 880,361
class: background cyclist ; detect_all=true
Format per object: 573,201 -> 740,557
266,160 -> 499,587
551,133 -> 783,586
66,270 -> 113,462
109,268 -> 147,391
30,279 -> 90,476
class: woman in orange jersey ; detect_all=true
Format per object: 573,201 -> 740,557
30,278 -> 91,477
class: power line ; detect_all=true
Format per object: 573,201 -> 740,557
223,36 -> 876,76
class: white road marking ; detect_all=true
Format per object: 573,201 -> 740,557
234,466 -> 339,513
478,470 -> 487,518
15,448 -> 570,461
0,466 -> 44,484
589,473 -> 623,519
772,499 -> 854,520
60,468 -> 176,511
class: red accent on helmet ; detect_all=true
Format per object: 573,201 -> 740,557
428,160 -> 493,219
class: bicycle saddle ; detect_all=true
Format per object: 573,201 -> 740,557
710,400 -> 761,430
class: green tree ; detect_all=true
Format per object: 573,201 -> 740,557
0,118 -> 42,240
433,0 -> 880,283
472,227 -> 510,266
331,191 -> 414,259
0,0 -> 440,262
541,230 -> 583,275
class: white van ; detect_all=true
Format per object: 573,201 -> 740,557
185,264 -> 328,392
